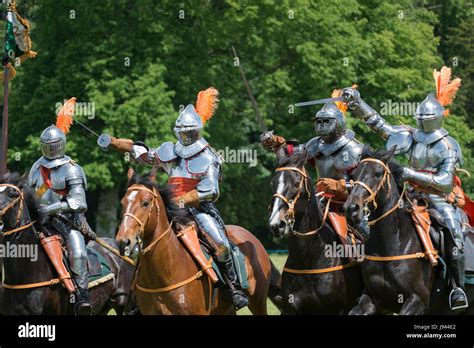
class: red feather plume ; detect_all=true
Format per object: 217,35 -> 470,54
55,97 -> 76,135
195,87 -> 219,124
433,67 -> 461,112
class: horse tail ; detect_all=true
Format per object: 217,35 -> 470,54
268,260 -> 283,311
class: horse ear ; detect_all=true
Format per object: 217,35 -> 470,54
383,145 -> 397,162
127,167 -> 135,182
18,172 -> 28,188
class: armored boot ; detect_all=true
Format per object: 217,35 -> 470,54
449,247 -> 468,310
217,257 -> 249,310
71,257 -> 91,315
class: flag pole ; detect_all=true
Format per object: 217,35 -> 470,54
0,60 -> 9,177
0,1 -> 9,177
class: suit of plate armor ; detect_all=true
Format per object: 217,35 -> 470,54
124,104 -> 248,309
263,102 -> 364,197
28,125 -> 91,314
343,88 -> 469,309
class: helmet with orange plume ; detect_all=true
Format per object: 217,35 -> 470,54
415,66 -> 461,133
174,87 -> 219,146
40,97 -> 76,159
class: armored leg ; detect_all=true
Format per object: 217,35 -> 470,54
67,229 -> 91,315
439,206 -> 468,310
193,208 -> 249,309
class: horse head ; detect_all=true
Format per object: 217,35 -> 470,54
343,145 -> 401,237
0,172 -> 28,232
116,169 -> 163,256
269,148 -> 312,237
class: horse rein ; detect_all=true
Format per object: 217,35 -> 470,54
352,158 -> 405,226
0,184 -> 35,235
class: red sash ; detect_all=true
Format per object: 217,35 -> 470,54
168,177 -> 199,198
39,166 -> 68,196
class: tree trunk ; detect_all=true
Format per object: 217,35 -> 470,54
95,186 -> 119,238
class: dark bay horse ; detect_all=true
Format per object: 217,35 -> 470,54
268,149 -> 362,314
115,171 -> 282,315
344,147 -> 474,315
0,173 -> 135,315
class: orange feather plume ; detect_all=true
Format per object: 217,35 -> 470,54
56,97 -> 76,135
332,84 -> 358,113
195,87 -> 219,124
433,66 -> 461,108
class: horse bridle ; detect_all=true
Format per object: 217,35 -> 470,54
0,184 -> 25,232
122,185 -> 160,249
352,158 -> 404,225
272,166 -> 311,231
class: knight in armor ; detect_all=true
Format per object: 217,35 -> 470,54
261,91 -> 365,245
341,66 -> 469,310
28,122 -> 92,315
107,87 -> 249,309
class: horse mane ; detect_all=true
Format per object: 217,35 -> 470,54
276,149 -> 307,168
361,145 -> 404,191
127,173 -> 190,222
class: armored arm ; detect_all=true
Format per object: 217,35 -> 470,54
403,150 -> 457,194
39,170 -> 88,217
342,88 -> 399,140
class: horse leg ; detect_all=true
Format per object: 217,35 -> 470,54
398,293 -> 428,315
348,292 -> 377,315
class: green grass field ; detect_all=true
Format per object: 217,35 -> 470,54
238,253 -> 286,315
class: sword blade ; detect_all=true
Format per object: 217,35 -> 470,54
295,96 -> 345,107
73,119 -> 100,138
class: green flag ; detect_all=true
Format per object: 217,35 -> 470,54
2,1 -> 36,80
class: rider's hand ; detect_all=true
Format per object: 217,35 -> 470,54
38,205 -> 53,225
260,132 -> 286,151
341,87 -> 361,110
110,137 -> 134,154
175,190 -> 200,209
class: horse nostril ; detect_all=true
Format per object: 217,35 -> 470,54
278,221 -> 286,229
125,239 -> 131,246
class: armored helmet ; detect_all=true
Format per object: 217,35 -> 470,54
414,93 -> 445,133
174,87 -> 219,147
314,102 -> 346,142
40,125 -> 66,159
415,66 -> 461,133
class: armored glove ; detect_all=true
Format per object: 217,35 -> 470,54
38,202 -> 63,224
316,178 -> 349,201
260,131 -> 286,151
175,190 -> 200,209
341,87 -> 361,111
110,137 -> 134,154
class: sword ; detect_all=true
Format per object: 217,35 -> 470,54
295,96 -> 346,107
67,117 -> 112,150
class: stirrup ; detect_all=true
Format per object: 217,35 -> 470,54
448,287 -> 468,311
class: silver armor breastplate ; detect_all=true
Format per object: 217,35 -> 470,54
409,137 -> 455,171
314,138 -> 364,179
167,146 -> 223,179
28,157 -> 87,206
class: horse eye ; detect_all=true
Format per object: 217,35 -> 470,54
143,201 -> 150,207
8,191 -> 18,198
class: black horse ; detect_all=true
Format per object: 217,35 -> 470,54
268,149 -> 362,314
344,147 -> 474,315
0,172 -> 135,315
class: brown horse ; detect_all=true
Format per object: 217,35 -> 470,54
115,171 -> 281,315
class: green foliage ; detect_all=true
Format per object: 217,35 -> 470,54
4,0 -> 473,246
